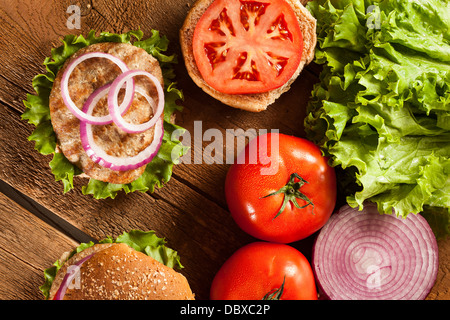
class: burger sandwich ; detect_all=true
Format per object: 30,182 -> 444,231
40,230 -> 195,300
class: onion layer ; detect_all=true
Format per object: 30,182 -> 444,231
108,70 -> 165,134
312,203 -> 438,300
54,254 -> 94,300
80,83 -> 133,125
80,85 -> 164,172
60,52 -> 135,125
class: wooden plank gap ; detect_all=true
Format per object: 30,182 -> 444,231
0,179 -> 96,245
172,172 -> 229,212
0,72 -> 30,95
0,245 -> 42,275
0,99 -> 23,118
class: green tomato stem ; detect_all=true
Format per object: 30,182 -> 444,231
262,173 -> 314,220
262,276 -> 286,300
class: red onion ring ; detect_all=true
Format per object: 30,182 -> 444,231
61,53 -> 164,171
60,52 -> 135,125
80,86 -> 164,172
53,254 -> 94,300
108,70 -> 164,134
312,203 -> 438,300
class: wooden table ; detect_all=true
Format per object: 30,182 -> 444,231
0,0 -> 448,301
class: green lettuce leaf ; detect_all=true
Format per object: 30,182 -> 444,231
22,30 -> 188,199
305,0 -> 450,238
40,230 -> 183,300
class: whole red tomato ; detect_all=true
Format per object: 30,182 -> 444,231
225,133 -> 336,243
210,242 -> 317,300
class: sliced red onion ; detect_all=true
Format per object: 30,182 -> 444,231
54,254 -> 94,300
80,83 -> 133,125
80,86 -> 164,172
312,203 -> 438,300
60,52 -> 135,125
108,70 -> 164,134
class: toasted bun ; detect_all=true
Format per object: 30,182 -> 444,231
180,0 -> 317,112
49,243 -> 195,300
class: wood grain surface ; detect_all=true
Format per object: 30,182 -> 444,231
0,0 -> 448,301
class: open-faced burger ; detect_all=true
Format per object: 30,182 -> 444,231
22,30 -> 187,199
49,42 -> 164,185
180,0 -> 317,112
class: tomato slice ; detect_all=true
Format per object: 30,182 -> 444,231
192,0 -> 304,95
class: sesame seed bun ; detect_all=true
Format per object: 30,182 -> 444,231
179,0 -> 317,112
49,243 -> 195,300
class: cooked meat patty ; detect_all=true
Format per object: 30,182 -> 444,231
49,42 -> 164,184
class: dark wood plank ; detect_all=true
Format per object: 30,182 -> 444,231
0,192 -> 79,300
0,179 -> 96,244
428,238 -> 450,300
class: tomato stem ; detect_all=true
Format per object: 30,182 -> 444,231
262,173 -> 314,220
262,276 -> 286,300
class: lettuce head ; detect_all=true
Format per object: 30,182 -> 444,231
305,0 -> 450,238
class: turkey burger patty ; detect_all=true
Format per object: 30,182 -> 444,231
49,42 -> 164,185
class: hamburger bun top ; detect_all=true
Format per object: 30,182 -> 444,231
180,0 -> 317,112
49,243 -> 195,300
49,42 -> 164,184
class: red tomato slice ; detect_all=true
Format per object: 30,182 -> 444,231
192,0 -> 304,94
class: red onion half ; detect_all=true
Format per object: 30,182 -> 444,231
312,203 -> 438,300
53,254 -> 94,300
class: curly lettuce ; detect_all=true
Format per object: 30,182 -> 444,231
305,0 -> 450,237
40,230 -> 183,300
22,30 -> 188,199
